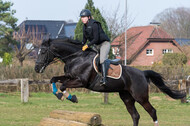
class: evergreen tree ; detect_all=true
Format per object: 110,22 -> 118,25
0,0 -> 18,56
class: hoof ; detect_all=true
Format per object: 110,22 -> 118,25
70,95 -> 78,103
55,93 -> 64,100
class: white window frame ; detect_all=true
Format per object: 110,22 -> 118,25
146,49 -> 154,56
112,47 -> 120,56
162,49 -> 173,54
116,48 -> 120,56
112,48 -> 115,55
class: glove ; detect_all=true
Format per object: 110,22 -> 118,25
82,45 -> 88,51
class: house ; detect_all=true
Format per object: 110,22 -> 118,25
14,20 -> 77,58
18,20 -> 77,39
111,24 -> 183,66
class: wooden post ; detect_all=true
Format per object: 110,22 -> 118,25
21,78 -> 29,103
104,93 -> 109,104
178,79 -> 187,103
186,80 -> 190,96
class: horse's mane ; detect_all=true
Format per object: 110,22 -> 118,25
42,37 -> 97,55
49,37 -> 82,45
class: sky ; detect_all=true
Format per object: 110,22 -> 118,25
7,0 -> 190,27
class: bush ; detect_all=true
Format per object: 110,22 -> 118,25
3,52 -> 12,65
0,58 -> 65,80
162,53 -> 187,66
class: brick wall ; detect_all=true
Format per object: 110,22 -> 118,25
130,41 -> 181,66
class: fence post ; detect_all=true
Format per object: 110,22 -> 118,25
186,80 -> 190,96
178,79 -> 187,103
21,78 -> 29,103
104,93 -> 109,104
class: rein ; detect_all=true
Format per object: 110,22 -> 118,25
39,46 -> 82,67
36,47 -> 81,73
48,48 -> 81,63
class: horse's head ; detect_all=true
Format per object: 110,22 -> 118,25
35,39 -> 55,73
35,37 -> 85,73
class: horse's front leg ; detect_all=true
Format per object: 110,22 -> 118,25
58,77 -> 83,103
50,75 -> 68,83
50,75 -> 78,103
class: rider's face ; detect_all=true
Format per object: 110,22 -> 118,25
81,16 -> 89,24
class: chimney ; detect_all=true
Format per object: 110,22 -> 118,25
150,22 -> 161,26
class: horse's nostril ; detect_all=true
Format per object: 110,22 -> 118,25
35,66 -> 39,72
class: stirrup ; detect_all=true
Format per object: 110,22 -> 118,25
100,77 -> 107,86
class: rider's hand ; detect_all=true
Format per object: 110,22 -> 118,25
82,45 -> 88,51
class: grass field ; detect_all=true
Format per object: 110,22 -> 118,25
0,92 -> 190,126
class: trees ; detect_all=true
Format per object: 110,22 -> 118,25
153,7 -> 190,64
13,26 -> 44,66
102,4 -> 134,42
0,0 -> 18,56
153,7 -> 190,39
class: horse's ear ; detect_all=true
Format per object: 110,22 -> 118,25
42,35 -> 50,46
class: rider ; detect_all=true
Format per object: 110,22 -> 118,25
80,9 -> 110,85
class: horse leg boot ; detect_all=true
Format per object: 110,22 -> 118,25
51,83 -> 65,100
100,62 -> 107,86
60,85 -> 78,103
52,83 -> 78,103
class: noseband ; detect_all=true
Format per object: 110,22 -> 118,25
35,47 -> 54,71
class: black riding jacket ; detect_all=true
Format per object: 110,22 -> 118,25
82,19 -> 110,47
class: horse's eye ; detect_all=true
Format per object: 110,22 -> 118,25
41,49 -> 47,54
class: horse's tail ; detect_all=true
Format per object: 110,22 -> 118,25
143,70 -> 186,99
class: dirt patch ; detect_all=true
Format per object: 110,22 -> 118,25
151,96 -> 161,100
165,96 -> 176,101
0,102 -> 7,104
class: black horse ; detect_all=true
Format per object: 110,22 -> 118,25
35,38 -> 185,126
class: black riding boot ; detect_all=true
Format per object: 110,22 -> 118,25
100,62 -> 107,86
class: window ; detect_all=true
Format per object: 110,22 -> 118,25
112,47 -> 120,56
146,49 -> 154,56
112,48 -> 115,55
116,48 -> 120,56
162,49 -> 173,54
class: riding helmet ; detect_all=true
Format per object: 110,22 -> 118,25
80,9 -> 91,17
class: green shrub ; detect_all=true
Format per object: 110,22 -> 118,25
0,59 -> 65,80
3,52 -> 12,65
162,53 -> 187,66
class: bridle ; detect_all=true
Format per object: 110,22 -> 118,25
36,46 -> 81,71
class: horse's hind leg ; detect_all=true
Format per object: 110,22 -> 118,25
138,99 -> 158,126
119,91 -> 140,126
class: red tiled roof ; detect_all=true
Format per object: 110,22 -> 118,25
111,25 -> 181,61
150,26 -> 172,38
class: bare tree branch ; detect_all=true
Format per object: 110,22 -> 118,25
13,25 -> 44,66
101,4 -> 135,41
153,7 -> 190,39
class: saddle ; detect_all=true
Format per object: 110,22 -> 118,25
93,54 -> 122,79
